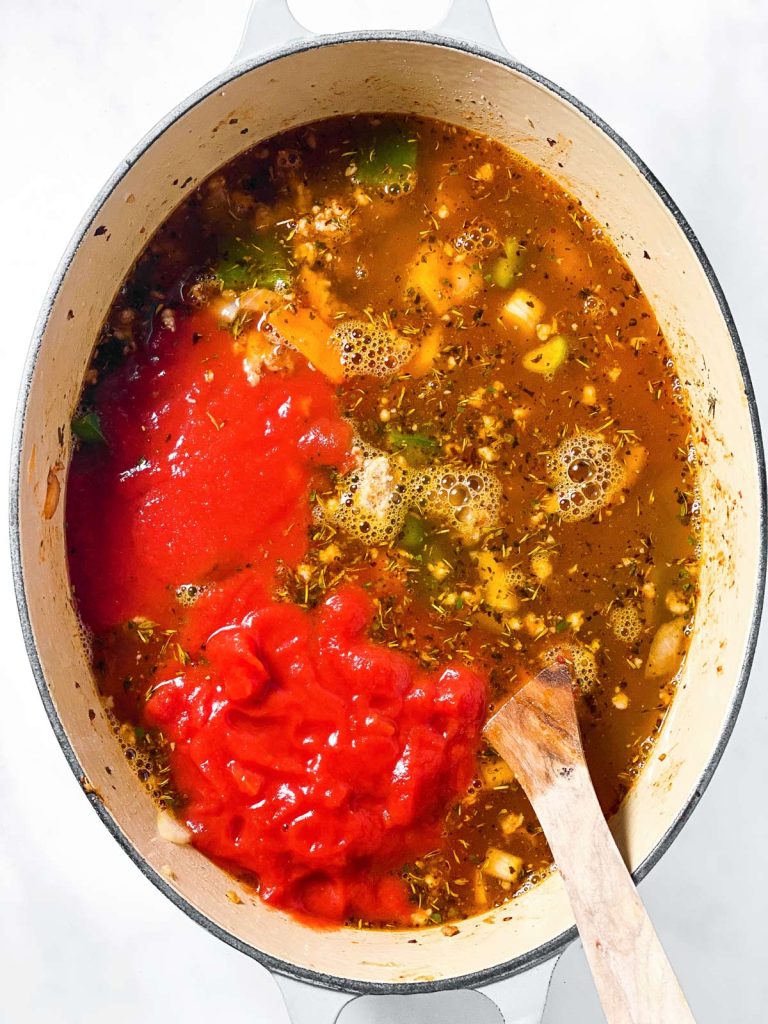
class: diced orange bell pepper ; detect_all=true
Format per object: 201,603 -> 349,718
239,288 -> 345,384
266,306 -> 345,384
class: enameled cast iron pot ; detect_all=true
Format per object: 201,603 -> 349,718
10,2 -> 767,1021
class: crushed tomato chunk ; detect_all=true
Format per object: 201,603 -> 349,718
145,584 -> 486,924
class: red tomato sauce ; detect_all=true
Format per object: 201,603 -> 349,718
66,311 -> 487,925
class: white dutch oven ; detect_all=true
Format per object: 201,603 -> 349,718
10,2 -> 766,1021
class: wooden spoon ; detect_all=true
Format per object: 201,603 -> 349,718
484,663 -> 696,1024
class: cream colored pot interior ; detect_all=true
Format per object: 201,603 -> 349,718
17,39 -> 762,986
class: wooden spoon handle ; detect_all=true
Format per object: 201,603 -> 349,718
536,763 -> 693,1023
485,666 -> 695,1024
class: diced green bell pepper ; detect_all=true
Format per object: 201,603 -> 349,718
352,125 -> 418,196
216,233 -> 292,292
399,514 -> 428,555
386,427 -> 438,467
490,237 -> 526,288
71,411 -> 106,445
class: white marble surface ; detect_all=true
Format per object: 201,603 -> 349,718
1,1 -> 766,1020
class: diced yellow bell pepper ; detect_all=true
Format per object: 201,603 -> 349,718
475,551 -> 518,613
403,328 -> 441,377
521,334 -> 568,377
407,246 -> 482,314
501,288 -> 545,334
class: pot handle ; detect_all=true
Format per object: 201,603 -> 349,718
234,0 -> 506,64
432,0 -> 506,53
274,956 -> 558,1024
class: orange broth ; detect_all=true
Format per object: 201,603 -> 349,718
65,115 -> 699,929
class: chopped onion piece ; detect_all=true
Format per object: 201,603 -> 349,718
482,848 -> 524,882
157,809 -> 192,845
645,618 -> 686,678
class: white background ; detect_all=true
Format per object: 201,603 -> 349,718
1,1 -> 767,1021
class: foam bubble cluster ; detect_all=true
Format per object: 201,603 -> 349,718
325,437 -> 503,548
105,710 -> 173,806
608,604 -> 643,644
426,466 -> 502,541
176,583 -> 203,607
330,449 -> 413,545
330,319 -> 413,379
542,643 -> 599,694
453,222 -> 499,256
547,432 -> 623,522
504,566 -> 528,593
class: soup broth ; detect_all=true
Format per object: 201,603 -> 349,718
65,115 -> 699,930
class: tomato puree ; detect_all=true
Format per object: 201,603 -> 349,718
67,310 -> 487,925
67,311 -> 352,630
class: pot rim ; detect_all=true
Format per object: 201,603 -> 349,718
9,28 -> 767,997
